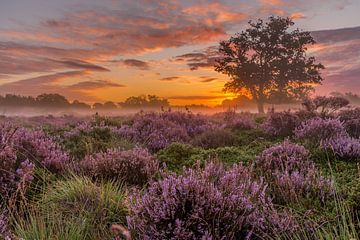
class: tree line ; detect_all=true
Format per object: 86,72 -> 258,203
0,93 -> 170,110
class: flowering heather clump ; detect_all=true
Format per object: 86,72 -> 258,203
0,123 -> 68,199
160,111 -> 216,137
255,141 -> 334,205
0,210 -> 11,240
321,136 -> 360,160
224,113 -> 256,130
12,127 -> 69,172
338,108 -> 360,138
262,111 -> 300,137
80,147 -> 158,185
118,112 -> 215,152
294,117 -> 347,144
191,128 -> 237,149
127,163 -> 296,239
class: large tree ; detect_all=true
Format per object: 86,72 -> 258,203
215,16 -> 324,113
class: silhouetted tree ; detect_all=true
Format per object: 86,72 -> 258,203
103,101 -> 118,109
119,95 -> 169,108
36,93 -> 70,108
71,100 -> 91,109
215,16 -> 324,113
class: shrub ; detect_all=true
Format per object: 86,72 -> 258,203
118,112 -> 190,152
156,143 -> 202,173
0,210 -> 10,240
262,111 -> 300,137
191,128 -> 237,149
254,141 -> 334,205
117,111 -> 216,152
80,147 -> 158,185
321,136 -> 360,160
338,108 -> 360,138
222,112 -> 256,130
127,163 -> 296,239
0,123 -> 68,200
294,117 -> 347,144
302,96 -> 349,116
15,176 -> 128,240
63,121 -> 133,159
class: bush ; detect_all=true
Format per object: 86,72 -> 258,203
0,210 -> 10,240
302,96 -> 349,116
15,176 -> 128,240
156,143 -> 202,173
338,108 -> 360,138
63,121 -> 133,159
0,123 -> 68,200
294,117 -> 347,144
127,163 -> 296,239
262,111 -> 300,137
191,128 -> 237,149
117,111 -> 216,152
321,136 -> 360,160
254,141 -> 334,206
79,147 -> 158,185
223,112 -> 256,130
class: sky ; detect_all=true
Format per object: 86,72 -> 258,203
0,0 -> 359,106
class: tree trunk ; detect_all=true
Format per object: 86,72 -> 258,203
257,100 -> 265,114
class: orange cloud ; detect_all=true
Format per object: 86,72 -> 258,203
290,12 -> 306,20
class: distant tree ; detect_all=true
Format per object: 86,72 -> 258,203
221,95 -> 255,109
147,95 -> 170,107
36,93 -> 70,108
215,16 -> 324,113
93,102 -> 104,110
71,100 -> 91,109
119,95 -> 169,108
103,101 -> 118,109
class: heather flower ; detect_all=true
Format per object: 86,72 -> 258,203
0,123 -> 68,199
117,112 -> 215,152
224,113 -> 256,130
321,136 -> 360,160
0,210 -> 11,240
262,111 -> 300,137
255,141 -> 334,205
191,128 -> 238,149
294,117 -> 347,144
127,163 -> 296,239
80,147 -> 159,185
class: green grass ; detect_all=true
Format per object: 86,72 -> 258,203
13,176 -> 128,240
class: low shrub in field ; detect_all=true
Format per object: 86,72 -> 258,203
0,123 -> 68,200
15,176 -> 128,240
294,117 -> 347,144
156,143 -> 202,173
321,136 -> 360,160
294,109 -> 319,122
222,112 -> 256,130
302,96 -> 349,116
254,141 -> 334,206
338,107 -> 360,138
127,163 -> 296,239
117,111 -> 215,152
262,111 -> 300,137
191,128 -> 237,149
80,147 -> 158,185
0,210 -> 10,240
63,121 -> 133,159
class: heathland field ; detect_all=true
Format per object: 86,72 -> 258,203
1,96 -> 360,239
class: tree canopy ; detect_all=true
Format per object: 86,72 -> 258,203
215,16 -> 324,113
